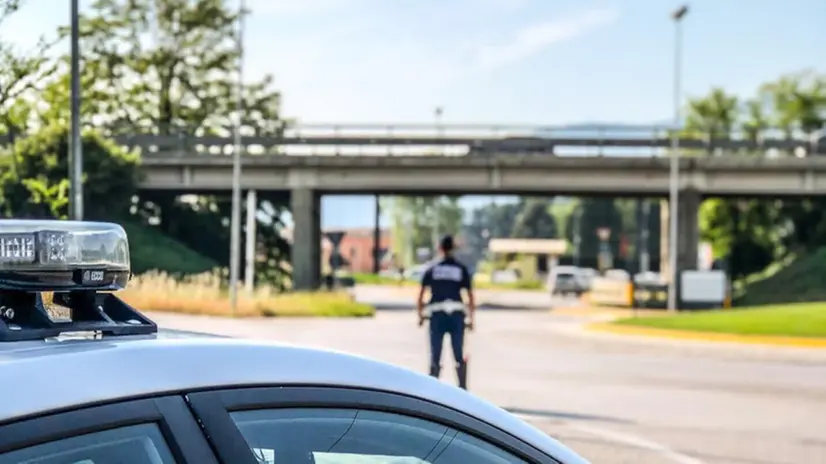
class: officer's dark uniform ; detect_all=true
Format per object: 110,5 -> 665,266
420,238 -> 471,389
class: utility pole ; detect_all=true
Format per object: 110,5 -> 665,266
667,4 -> 689,312
228,0 -> 246,312
69,0 -> 83,220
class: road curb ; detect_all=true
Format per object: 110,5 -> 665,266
587,322 -> 826,349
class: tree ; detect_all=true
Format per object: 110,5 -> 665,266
73,0 -> 285,137
0,124 -> 140,219
687,73 -> 826,279
511,197 -> 557,239
56,0 -> 293,285
0,0 -> 58,142
385,195 -> 464,266
685,88 -> 740,141
567,198 -> 624,265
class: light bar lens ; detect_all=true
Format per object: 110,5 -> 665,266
0,220 -> 130,271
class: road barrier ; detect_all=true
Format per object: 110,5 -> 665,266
588,277 -> 633,307
587,270 -> 731,310
633,283 -> 669,309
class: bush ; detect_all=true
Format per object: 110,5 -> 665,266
0,124 -> 140,219
119,271 -> 375,318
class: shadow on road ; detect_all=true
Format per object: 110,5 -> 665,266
505,407 -> 632,425
370,303 -> 551,311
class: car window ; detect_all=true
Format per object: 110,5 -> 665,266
0,423 -> 177,464
231,408 -> 529,463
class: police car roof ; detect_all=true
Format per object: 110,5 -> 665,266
0,332 -> 584,463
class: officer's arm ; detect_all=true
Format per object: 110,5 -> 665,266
463,267 -> 476,319
417,268 -> 432,321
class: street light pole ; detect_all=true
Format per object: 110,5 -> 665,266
432,107 -> 444,252
667,4 -> 689,312
229,0 -> 246,312
69,0 -> 83,220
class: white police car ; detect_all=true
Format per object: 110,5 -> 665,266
0,220 -> 588,464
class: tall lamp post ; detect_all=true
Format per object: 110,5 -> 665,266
69,0 -> 83,220
432,106 -> 444,252
667,4 -> 689,312
228,0 -> 246,312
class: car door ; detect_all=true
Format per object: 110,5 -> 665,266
0,396 -> 218,464
187,386 -> 561,464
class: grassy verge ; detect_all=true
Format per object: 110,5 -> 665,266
737,247 -> 826,306
613,302 -> 826,338
349,272 -> 545,291
120,271 -> 375,318
122,221 -> 219,276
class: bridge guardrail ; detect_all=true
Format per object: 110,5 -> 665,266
2,124 -> 822,157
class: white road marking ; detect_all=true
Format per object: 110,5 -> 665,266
514,413 -> 707,464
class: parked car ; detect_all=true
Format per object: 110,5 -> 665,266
548,266 -> 587,297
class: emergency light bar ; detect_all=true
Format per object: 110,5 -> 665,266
0,220 -> 156,342
0,219 -> 130,291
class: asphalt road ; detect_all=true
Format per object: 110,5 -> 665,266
148,287 -> 826,464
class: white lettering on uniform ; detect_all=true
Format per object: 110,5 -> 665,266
432,265 -> 462,282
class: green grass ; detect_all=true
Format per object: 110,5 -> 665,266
122,221 -> 219,275
614,302 -> 826,338
737,247 -> 826,306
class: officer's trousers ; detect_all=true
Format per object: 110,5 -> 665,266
428,310 -> 466,388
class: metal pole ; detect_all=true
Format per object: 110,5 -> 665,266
435,106 -> 444,156
573,204 -> 581,267
640,199 -> 650,273
229,0 -> 246,312
373,195 -> 381,274
69,0 -> 83,220
667,5 -> 688,312
432,107 -> 443,254
244,189 -> 257,293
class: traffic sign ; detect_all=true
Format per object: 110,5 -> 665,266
324,231 -> 346,248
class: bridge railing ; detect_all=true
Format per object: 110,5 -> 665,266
2,123 -> 823,157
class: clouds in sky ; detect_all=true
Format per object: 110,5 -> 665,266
474,8 -> 620,71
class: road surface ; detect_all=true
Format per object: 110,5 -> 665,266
148,287 -> 826,464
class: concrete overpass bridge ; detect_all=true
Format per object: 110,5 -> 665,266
139,153 -> 826,290
7,123 -> 823,290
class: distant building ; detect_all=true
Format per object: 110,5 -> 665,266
281,227 -> 393,274
324,227 -> 393,274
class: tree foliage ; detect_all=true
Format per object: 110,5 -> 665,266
511,197 -> 557,239
0,124 -> 140,219
688,71 -> 826,279
385,195 -> 464,266
0,0 -> 290,284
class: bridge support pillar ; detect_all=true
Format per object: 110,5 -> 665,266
660,189 -> 700,304
291,188 -> 321,290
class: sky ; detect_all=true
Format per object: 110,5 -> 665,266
3,0 -> 824,229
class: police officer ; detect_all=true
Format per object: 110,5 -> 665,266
416,234 -> 476,389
